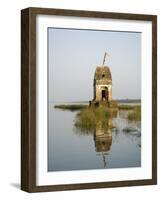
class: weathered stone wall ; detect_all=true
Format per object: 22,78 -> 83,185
109,86 -> 112,101
92,65 -> 112,104
94,84 -> 112,101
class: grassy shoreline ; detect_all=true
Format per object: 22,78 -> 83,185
54,104 -> 88,111
54,103 -> 141,132
54,103 -> 140,111
75,106 -> 117,133
118,104 -> 135,110
127,105 -> 141,122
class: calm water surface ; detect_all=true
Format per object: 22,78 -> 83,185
48,103 -> 141,171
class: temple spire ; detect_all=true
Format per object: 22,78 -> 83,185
102,51 -> 110,65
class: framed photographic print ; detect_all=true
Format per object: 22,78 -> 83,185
21,7 -> 157,192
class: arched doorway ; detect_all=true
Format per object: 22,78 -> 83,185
101,87 -> 108,101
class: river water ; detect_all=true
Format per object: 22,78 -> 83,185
48,103 -> 141,171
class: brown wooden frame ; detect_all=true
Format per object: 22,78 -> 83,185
21,7 -> 157,192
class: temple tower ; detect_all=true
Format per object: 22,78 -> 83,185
93,66 -> 112,102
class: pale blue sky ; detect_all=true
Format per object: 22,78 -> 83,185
48,28 -> 141,103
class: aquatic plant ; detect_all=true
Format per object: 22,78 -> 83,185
54,104 -> 87,111
127,105 -> 141,122
118,104 -> 136,110
74,107 -> 117,133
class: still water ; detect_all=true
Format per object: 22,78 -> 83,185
48,103 -> 141,171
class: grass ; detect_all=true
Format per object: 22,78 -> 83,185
55,103 -> 141,132
118,104 -> 141,123
54,104 -> 88,111
127,105 -> 141,122
74,107 -> 117,133
108,100 -> 118,108
118,104 -> 141,122
118,104 -> 137,110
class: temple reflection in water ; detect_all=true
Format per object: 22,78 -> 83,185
93,118 -> 113,168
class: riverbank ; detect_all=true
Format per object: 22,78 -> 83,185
54,104 -> 88,111
54,103 -> 140,111
54,103 -> 141,134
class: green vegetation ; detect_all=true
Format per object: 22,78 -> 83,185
54,104 -> 87,111
55,103 -> 141,133
118,104 -> 141,123
74,107 -> 117,133
108,100 -> 118,108
128,105 -> 141,122
118,104 -> 135,110
117,99 -> 141,103
118,104 -> 141,122
55,102 -> 139,111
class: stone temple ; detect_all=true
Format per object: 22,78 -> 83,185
90,65 -> 112,107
